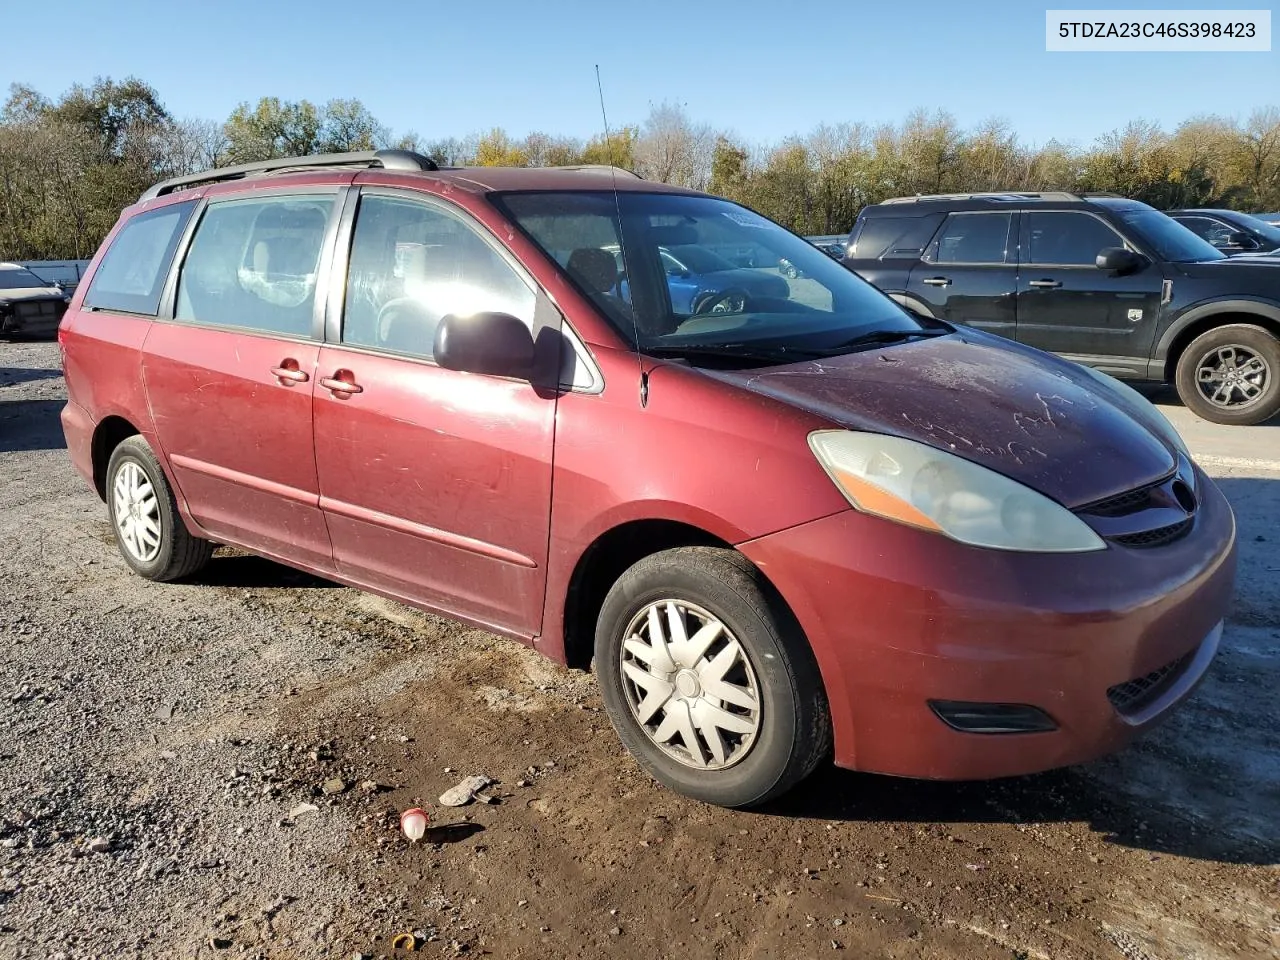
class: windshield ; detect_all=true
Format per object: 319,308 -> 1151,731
495,191 -> 927,364
1232,212 -> 1280,245
1116,209 -> 1226,263
0,267 -> 49,291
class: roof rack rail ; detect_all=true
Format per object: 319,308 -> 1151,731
138,149 -> 440,202
880,191 -> 1081,204
545,164 -> 642,179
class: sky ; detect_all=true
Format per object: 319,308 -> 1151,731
4,0 -> 1277,148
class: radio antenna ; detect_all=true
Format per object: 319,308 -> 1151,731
594,64 -> 648,407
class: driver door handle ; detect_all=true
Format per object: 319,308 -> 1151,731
320,371 -> 364,395
1028,279 -> 1062,289
921,277 -> 951,287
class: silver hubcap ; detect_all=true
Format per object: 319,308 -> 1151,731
112,461 -> 161,562
1196,344 -> 1269,409
619,599 -> 761,770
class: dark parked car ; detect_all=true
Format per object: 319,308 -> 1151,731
1169,208 -> 1280,256
780,236 -> 848,278
60,152 -> 1235,807
0,263 -> 72,338
844,192 -> 1280,425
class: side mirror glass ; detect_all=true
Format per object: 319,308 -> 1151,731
1095,247 -> 1144,275
434,312 -> 535,379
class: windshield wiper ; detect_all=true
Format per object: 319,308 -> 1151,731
642,342 -> 826,365
833,328 -> 948,350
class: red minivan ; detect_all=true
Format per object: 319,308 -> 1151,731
59,151 -> 1236,807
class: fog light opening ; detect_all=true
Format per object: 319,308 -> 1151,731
928,701 -> 1058,734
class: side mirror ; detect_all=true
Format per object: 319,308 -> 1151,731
1095,247 -> 1145,275
1225,231 -> 1256,249
434,312 -> 535,379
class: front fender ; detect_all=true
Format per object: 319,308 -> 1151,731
1155,297 -> 1280,360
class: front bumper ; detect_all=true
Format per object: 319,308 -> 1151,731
738,468 -> 1237,780
0,298 -> 67,337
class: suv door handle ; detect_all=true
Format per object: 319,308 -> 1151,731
921,277 -> 952,287
271,360 -> 309,385
319,371 -> 363,395
1028,279 -> 1062,289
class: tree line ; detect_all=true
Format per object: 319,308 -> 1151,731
1,77 -> 1277,261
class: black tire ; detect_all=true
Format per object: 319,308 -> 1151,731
1174,323 -> 1280,426
594,547 -> 830,808
105,435 -> 213,581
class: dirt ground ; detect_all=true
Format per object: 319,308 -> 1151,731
1,340 -> 1277,960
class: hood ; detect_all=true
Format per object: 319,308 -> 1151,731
704,332 -> 1177,509
0,285 -> 65,302
1175,260 -> 1280,287
707,268 -> 789,295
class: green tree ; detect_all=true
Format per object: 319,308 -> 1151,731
223,97 -> 321,162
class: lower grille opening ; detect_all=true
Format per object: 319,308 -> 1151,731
928,701 -> 1058,734
1106,651 -> 1195,716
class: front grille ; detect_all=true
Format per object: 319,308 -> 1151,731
1110,518 -> 1193,548
1079,477 -> 1168,517
15,300 -> 61,319
1107,650 -> 1195,715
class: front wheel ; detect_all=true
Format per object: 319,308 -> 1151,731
1174,324 -> 1280,425
106,436 -> 214,581
594,547 -> 830,808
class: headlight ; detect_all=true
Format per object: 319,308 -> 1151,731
809,430 -> 1106,553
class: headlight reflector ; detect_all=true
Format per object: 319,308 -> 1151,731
809,430 -> 1106,553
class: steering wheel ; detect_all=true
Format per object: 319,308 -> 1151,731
692,289 -> 748,316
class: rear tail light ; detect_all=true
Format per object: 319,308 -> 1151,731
928,701 -> 1058,734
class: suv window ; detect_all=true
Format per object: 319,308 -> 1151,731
83,201 -> 196,315
850,215 -> 943,259
933,213 -> 1012,264
1175,216 -> 1234,247
1024,212 -> 1124,266
342,194 -> 535,360
175,196 -> 333,337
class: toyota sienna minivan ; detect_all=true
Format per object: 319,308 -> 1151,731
59,151 -> 1237,807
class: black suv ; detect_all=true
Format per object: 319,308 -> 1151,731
843,192 -> 1280,425
1168,208 -> 1280,256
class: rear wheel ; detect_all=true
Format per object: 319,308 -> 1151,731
594,547 -> 830,808
1174,324 -> 1280,425
106,436 -> 213,581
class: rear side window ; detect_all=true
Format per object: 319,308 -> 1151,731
933,213 -> 1012,264
175,195 -> 334,337
83,201 -> 196,315
849,214 -> 942,260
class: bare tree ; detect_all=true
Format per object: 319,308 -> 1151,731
634,102 -> 714,188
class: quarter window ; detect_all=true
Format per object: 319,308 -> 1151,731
1024,212 -> 1125,266
83,201 -> 196,315
342,194 -> 535,360
933,213 -> 1012,264
175,196 -> 333,337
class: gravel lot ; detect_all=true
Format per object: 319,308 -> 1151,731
1,340 -> 1277,960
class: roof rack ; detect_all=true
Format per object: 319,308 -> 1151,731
880,191 -> 1082,204
544,164 -> 642,179
138,149 -> 440,202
